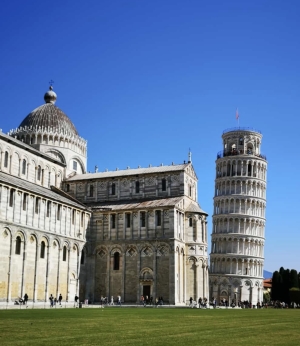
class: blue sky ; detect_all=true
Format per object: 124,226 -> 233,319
1,0 -> 299,273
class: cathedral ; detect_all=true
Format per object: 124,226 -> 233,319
0,86 -> 209,305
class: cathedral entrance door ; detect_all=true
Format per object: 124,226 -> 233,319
143,285 -> 150,299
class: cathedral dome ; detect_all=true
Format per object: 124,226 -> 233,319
17,86 -> 78,136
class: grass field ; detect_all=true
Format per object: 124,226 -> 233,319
0,308 -> 299,346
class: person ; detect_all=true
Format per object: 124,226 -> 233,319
117,295 -> 121,306
23,293 -> 28,305
110,296 -> 114,305
189,297 -> 193,307
75,295 -> 79,304
49,294 -> 54,307
198,297 -> 202,309
58,294 -> 63,305
54,297 -> 57,306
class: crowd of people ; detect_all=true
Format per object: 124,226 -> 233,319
14,292 -> 300,309
49,294 -> 63,307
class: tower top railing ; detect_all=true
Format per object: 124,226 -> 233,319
223,127 -> 262,134
217,149 -> 267,160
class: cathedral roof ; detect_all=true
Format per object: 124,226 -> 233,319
186,201 -> 208,215
0,171 -> 86,210
90,196 -> 184,210
67,163 -> 191,181
17,86 -> 78,136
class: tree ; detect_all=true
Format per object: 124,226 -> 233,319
282,269 -> 290,303
271,271 -> 282,301
290,269 -> 299,289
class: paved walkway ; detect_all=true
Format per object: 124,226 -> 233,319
0,301 -> 226,310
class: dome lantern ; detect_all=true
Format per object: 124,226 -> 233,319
44,86 -> 57,104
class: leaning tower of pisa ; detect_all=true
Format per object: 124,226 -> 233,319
209,127 -> 267,305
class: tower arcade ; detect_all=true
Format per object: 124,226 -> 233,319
209,127 -> 267,304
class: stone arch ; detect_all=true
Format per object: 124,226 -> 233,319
140,244 -> 153,257
44,149 -> 66,164
126,245 -> 138,257
244,279 -> 253,287
62,240 -> 71,250
140,267 -> 153,280
69,156 -> 86,174
15,229 -> 26,241
40,234 -> 50,246
111,246 -> 123,256
2,226 -> 11,240
52,238 -> 61,249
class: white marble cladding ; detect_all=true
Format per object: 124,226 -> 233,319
0,135 -> 65,188
210,129 -> 267,305
0,183 -> 89,240
9,126 -> 87,157
0,224 -> 85,302
80,204 -> 209,305
65,168 -> 198,203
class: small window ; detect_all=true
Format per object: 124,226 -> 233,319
81,250 -> 85,265
162,178 -> 167,191
72,210 -> 76,224
81,212 -> 84,227
73,161 -> 77,171
239,138 -> 244,145
23,193 -> 28,211
189,186 -> 192,197
189,218 -> 193,227
111,183 -> 116,195
89,185 -> 94,197
15,236 -> 21,255
37,166 -> 41,181
35,197 -> 40,214
111,214 -> 116,229
40,241 -> 45,259
9,189 -> 15,207
156,210 -> 161,226
113,252 -> 120,270
22,159 -> 26,175
63,246 -> 67,261
140,211 -> 146,227
66,184 -> 70,192
135,181 -> 140,193
46,201 -> 51,217
57,205 -> 61,220
126,213 -> 131,228
4,151 -> 9,168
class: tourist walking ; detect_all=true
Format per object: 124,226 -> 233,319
49,294 -> 54,307
23,293 -> 28,305
58,294 -> 63,305
117,295 -> 122,306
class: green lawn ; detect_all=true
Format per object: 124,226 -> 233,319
0,308 -> 299,345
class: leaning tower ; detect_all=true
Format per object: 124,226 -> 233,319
209,127 -> 267,305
